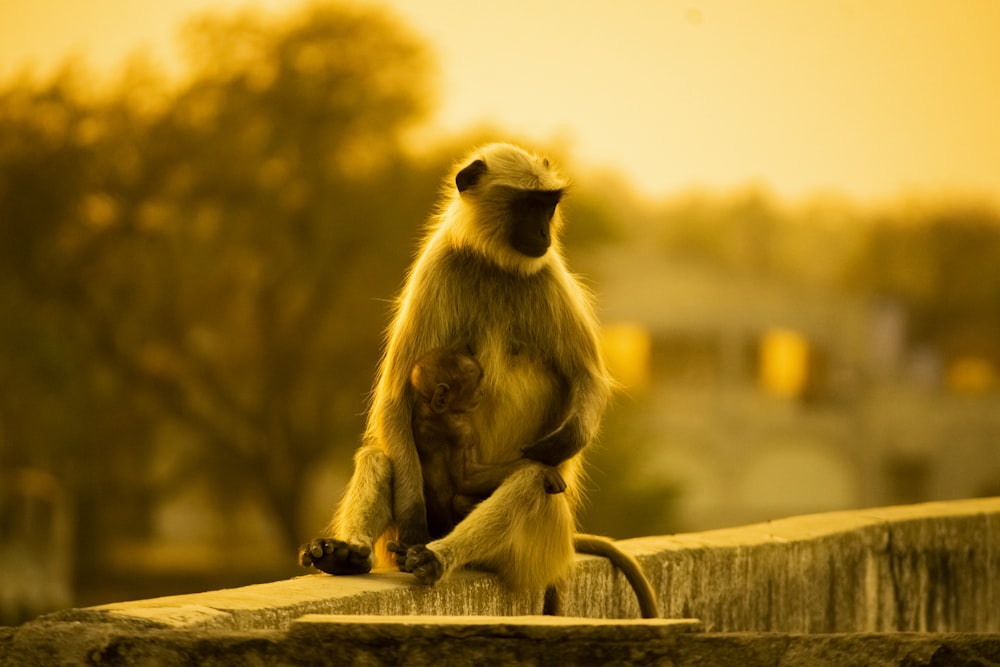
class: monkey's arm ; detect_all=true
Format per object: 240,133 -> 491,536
373,265 -> 452,561
381,395 -> 432,558
368,340 -> 433,562
521,309 -> 612,467
520,419 -> 586,467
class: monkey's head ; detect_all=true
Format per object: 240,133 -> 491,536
411,349 -> 484,414
445,143 -> 567,274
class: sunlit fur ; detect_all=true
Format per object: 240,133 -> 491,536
326,143 -> 613,591
437,143 -> 568,275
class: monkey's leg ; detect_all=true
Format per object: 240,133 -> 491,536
458,449 -> 567,497
458,460 -> 567,497
406,463 -> 575,590
299,445 -> 393,575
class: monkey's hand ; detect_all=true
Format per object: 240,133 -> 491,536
392,505 -> 432,571
391,511 -> 432,571
405,544 -> 445,585
386,541 -> 413,571
542,466 -> 567,494
298,538 -> 372,576
521,421 -> 585,467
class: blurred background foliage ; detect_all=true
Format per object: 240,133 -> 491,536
0,3 -> 448,611
1,1 -> 999,620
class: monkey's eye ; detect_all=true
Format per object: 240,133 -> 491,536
515,190 -> 562,217
534,190 -> 562,208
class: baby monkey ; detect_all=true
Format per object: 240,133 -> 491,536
408,348 -> 566,539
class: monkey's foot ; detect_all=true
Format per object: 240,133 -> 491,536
298,538 -> 372,575
404,545 -> 444,585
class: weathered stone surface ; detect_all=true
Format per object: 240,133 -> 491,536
291,613 -> 701,639
71,569 -> 543,631
4,620 -> 999,666
287,615 -> 700,666
674,633 -> 1000,667
572,497 -> 1000,632
3,498 -> 998,665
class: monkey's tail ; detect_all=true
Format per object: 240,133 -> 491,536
573,534 -> 660,619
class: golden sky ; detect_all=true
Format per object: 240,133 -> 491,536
2,0 -> 998,203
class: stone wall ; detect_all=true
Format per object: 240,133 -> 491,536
2,498 -> 998,666
566,498 -> 1000,632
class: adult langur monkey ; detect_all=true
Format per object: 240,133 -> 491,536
300,143 -> 656,617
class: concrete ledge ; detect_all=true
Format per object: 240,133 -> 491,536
291,613 -> 701,640
3,498 -> 999,665
609,497 -> 1000,632
44,569 -> 546,632
4,617 -> 998,666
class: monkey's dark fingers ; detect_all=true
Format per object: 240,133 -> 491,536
297,538 -> 334,566
405,545 -> 444,585
297,543 -> 316,567
328,542 -> 370,559
344,544 -> 372,566
543,467 -> 567,494
301,538 -> 373,575
312,541 -> 331,558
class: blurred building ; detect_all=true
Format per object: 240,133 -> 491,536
585,242 -> 1000,532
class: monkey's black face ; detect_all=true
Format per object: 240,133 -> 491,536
508,189 -> 562,258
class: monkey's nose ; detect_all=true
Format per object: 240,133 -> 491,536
540,222 -> 551,242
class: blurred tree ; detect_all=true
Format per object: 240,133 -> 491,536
655,188 -> 785,276
0,68 -> 151,590
0,1 -> 439,597
96,3 -> 436,553
845,205 -> 1000,367
652,188 -> 866,289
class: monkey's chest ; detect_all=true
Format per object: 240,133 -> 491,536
444,259 -> 562,347
468,339 -> 564,463
455,295 -> 558,359
440,261 -> 569,460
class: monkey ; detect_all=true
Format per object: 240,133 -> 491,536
299,143 -> 657,618
406,347 -> 567,540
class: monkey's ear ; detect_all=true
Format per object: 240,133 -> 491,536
431,383 -> 451,413
456,159 -> 487,193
